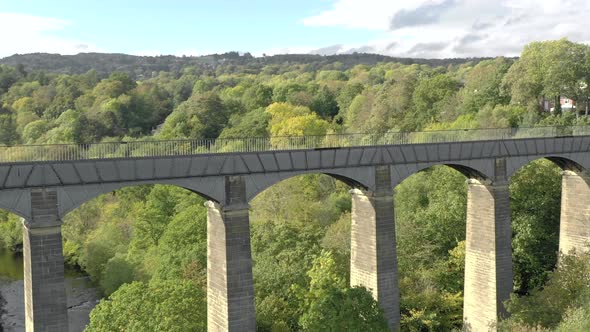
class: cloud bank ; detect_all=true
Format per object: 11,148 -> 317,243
302,0 -> 590,58
0,13 -> 101,58
3,1 -> 590,60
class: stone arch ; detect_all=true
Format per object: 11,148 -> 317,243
508,155 -> 590,256
391,160 -> 512,330
244,167 -> 373,203
507,154 -> 588,179
57,177 -> 225,218
392,161 -> 493,188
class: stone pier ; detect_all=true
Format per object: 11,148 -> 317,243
206,176 -> 256,332
23,188 -> 69,332
350,165 -> 400,331
463,178 -> 512,331
559,170 -> 590,254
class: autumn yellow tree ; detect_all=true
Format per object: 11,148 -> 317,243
265,102 -> 329,148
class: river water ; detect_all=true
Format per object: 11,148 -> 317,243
0,249 -> 101,332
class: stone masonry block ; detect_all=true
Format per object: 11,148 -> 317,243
463,180 -> 512,332
350,165 -> 400,331
559,171 -> 590,254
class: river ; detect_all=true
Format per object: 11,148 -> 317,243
0,249 -> 101,332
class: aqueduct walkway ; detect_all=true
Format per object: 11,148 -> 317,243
1,126 -> 590,331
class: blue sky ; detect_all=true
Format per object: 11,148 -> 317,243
1,0 -> 590,58
0,0 -> 375,56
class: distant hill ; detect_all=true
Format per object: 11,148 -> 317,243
0,52 -> 495,79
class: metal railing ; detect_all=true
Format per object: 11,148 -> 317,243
1,126 -> 589,163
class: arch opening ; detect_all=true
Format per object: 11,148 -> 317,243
499,156 -> 590,330
246,170 -> 370,203
508,157 -> 585,296
392,162 -> 500,330
0,208 -> 24,279
249,172 -> 367,330
62,183 -> 209,284
388,165 -> 469,329
59,183 -> 210,329
0,209 -> 24,329
59,180 -> 221,218
447,164 -> 489,181
508,155 -> 588,179
545,156 -> 586,173
393,161 -> 492,187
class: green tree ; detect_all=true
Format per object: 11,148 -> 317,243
127,82 -> 172,133
541,39 -> 588,114
100,253 -> 135,295
12,96 -> 42,132
132,185 -> 188,249
316,70 -> 348,81
394,166 -> 466,330
335,82 -> 365,118
251,221 -> 323,330
411,74 -> 459,130
395,166 -> 467,262
503,39 -> 590,115
475,104 -> 527,128
242,84 -> 273,110
555,301 -> 590,332
265,103 -> 329,146
22,120 -> 51,144
295,251 -> 388,331
504,251 -> 590,329
370,67 -> 420,132
44,109 -> 89,144
192,77 -> 218,94
273,83 -> 309,105
311,86 -> 339,118
80,221 -> 130,283
342,91 -> 375,132
158,92 -> 230,139
153,198 -> 207,284
91,72 -> 136,101
87,280 -> 206,332
0,211 -> 22,251
0,107 -> 18,144
45,75 -> 82,119
0,65 -> 19,94
510,160 -> 562,294
171,73 -> 198,106
460,57 -> 512,115
219,107 -> 270,139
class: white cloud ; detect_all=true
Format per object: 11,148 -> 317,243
302,0 -> 590,58
303,0 -> 422,31
0,12 -> 102,58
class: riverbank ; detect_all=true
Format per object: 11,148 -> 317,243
0,277 -> 101,332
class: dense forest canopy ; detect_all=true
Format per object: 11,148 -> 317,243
0,38 -> 589,331
0,52 -> 496,80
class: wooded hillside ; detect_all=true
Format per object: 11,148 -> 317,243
0,39 -> 589,331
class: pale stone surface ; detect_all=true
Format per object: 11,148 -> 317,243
23,188 -> 69,332
463,180 -> 512,332
207,176 -> 256,332
350,166 -> 400,331
559,170 -> 590,254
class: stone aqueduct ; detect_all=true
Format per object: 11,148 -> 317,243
1,134 -> 590,331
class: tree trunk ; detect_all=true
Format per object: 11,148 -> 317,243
555,95 -> 562,115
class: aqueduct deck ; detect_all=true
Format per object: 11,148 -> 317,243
1,126 -> 589,331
